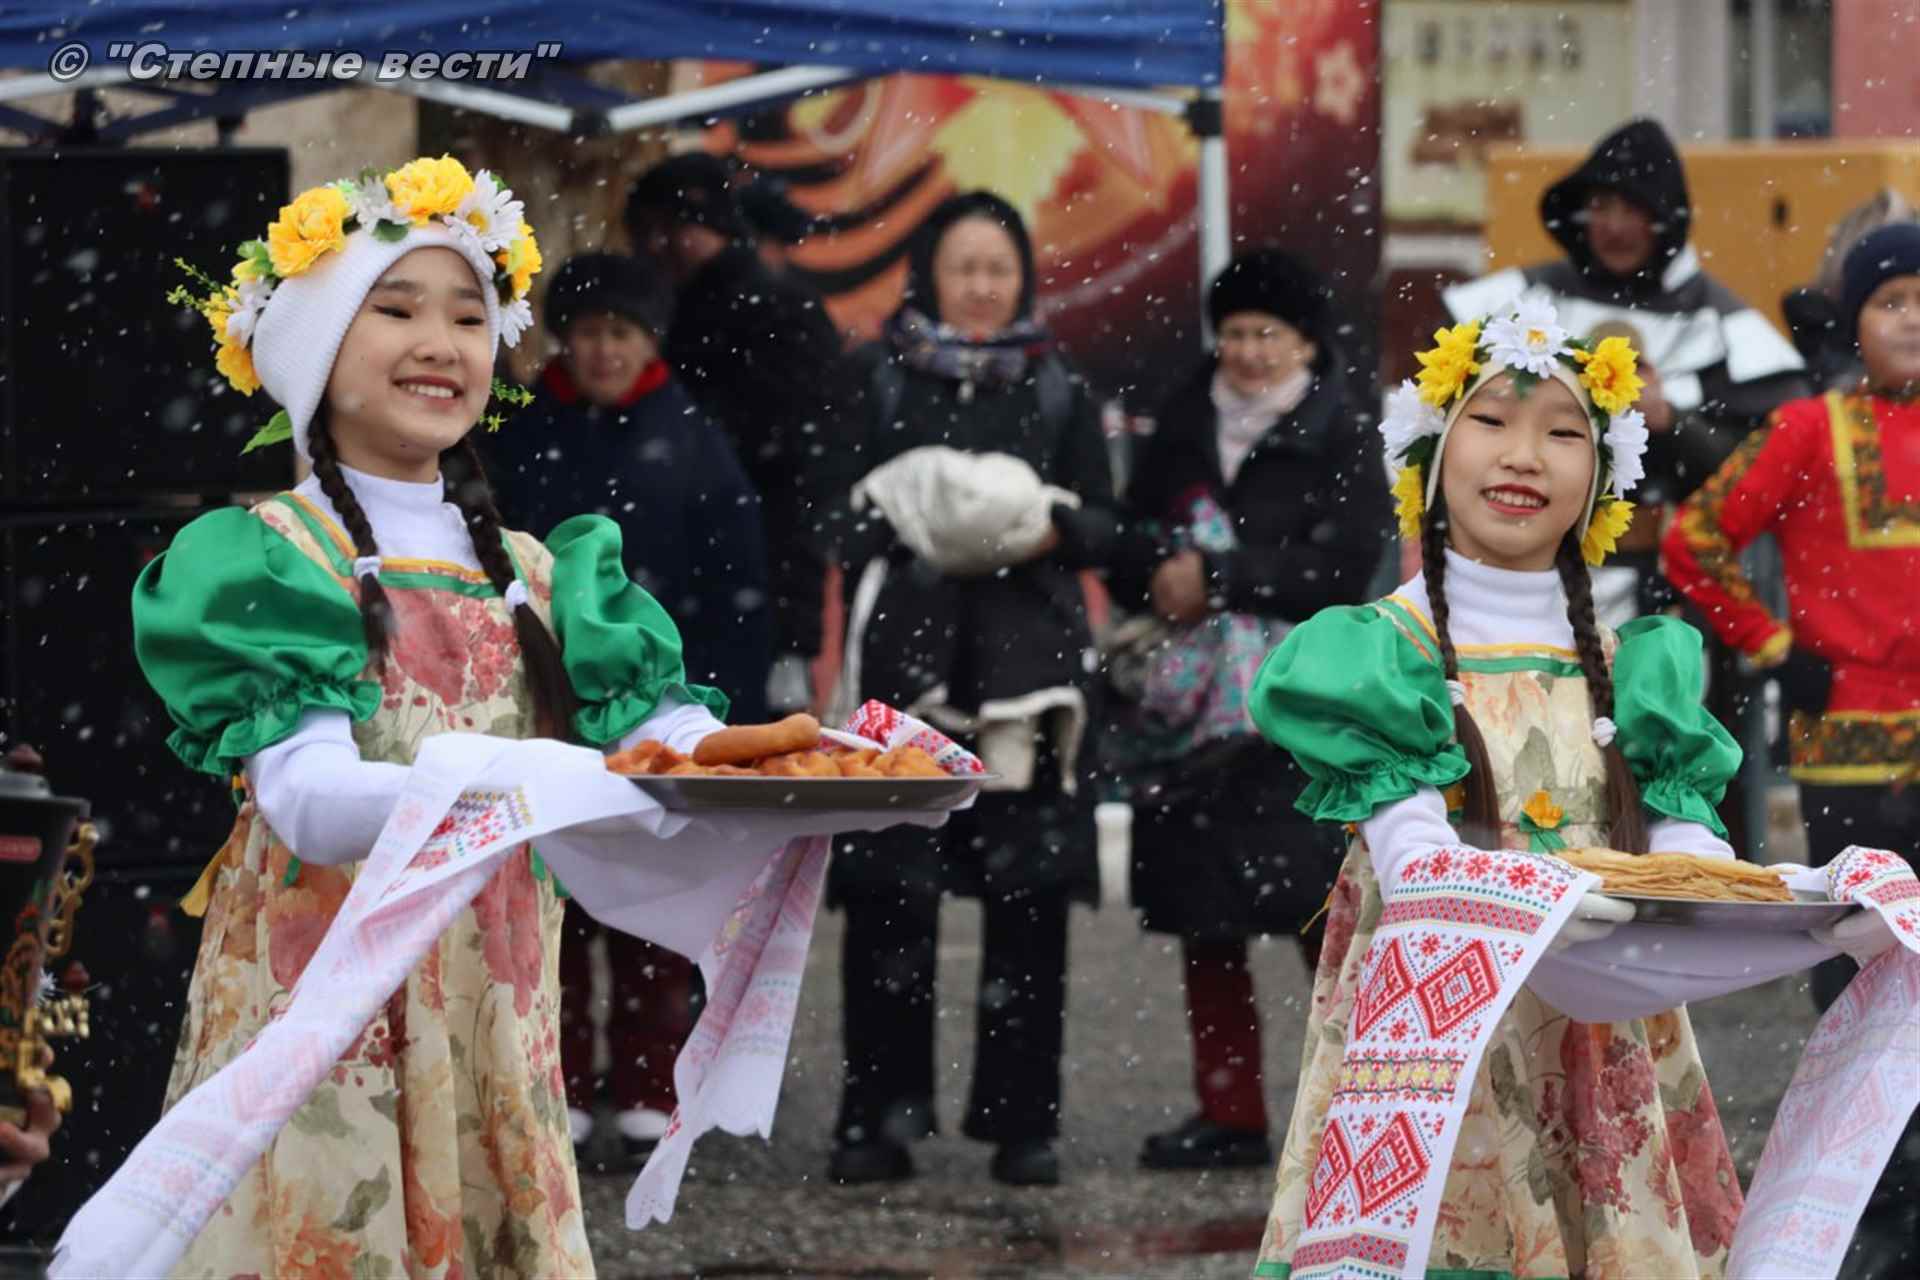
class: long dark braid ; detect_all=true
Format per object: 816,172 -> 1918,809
1420,503 -> 1502,847
308,407 -> 396,664
1554,531 -> 1650,853
448,437 -> 580,742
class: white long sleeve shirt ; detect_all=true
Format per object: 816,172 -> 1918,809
243,465 -> 726,865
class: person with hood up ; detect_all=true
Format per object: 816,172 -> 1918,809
625,153 -> 855,713
489,251 -> 773,1163
815,190 -> 1120,1189
1446,119 -> 1810,509
1108,248 -> 1387,1171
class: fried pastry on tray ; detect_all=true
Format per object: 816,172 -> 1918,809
605,740 -> 690,776
873,746 -> 948,778
760,750 -> 842,778
692,714 -> 822,767
606,736 -> 953,780
1556,847 -> 1794,903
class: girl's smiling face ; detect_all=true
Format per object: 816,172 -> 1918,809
1438,371 -> 1596,571
325,247 -> 493,480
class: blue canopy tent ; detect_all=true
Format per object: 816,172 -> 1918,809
0,2 -> 1231,285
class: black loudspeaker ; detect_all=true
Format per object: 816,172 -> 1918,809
1,504 -> 239,861
0,147 -> 291,503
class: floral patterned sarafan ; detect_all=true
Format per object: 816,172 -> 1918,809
1253,602 -> 1742,1278
163,495 -> 592,1277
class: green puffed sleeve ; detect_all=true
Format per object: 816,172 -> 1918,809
546,514 -> 730,746
133,507 -> 380,777
1612,615 -> 1741,839
1250,604 -> 1470,823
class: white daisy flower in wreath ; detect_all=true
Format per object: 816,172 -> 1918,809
1483,294 -> 1571,379
338,176 -> 402,232
455,170 -> 526,254
498,296 -> 534,349
1379,379 -> 1445,460
223,274 -> 275,346
1602,407 -> 1650,498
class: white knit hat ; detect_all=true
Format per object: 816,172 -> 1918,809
172,156 -> 541,460
250,223 -> 501,460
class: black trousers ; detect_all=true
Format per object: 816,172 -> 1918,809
1801,781 -> 1920,1277
835,885 -> 1069,1147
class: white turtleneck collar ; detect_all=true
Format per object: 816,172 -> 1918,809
1394,548 -> 1575,650
292,463 -> 481,569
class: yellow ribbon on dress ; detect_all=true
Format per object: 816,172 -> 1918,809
181,779 -> 250,918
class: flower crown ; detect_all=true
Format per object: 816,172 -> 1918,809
167,155 -> 540,447
1379,295 -> 1649,566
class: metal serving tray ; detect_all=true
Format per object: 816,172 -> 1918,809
1615,889 -> 1859,933
626,773 -> 992,813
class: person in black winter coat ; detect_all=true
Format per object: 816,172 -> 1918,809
1108,249 -> 1388,1170
488,251 -> 772,1159
815,191 -> 1120,1190
626,154 -> 855,710
490,252 -> 773,719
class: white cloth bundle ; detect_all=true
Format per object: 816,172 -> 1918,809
850,445 -> 1080,577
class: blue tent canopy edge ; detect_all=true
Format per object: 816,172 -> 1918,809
0,1 -> 1224,91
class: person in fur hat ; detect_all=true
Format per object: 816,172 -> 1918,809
1109,247 -> 1387,1170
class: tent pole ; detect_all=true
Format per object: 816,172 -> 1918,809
602,65 -> 857,134
1190,88 -> 1229,331
361,70 -> 574,131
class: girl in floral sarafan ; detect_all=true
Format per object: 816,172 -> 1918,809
1246,297 -> 1846,1277
136,157 -> 730,1276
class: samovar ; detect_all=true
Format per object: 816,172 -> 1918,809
0,759 -> 93,1122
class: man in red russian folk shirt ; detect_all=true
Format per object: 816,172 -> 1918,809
1664,222 -> 1920,1266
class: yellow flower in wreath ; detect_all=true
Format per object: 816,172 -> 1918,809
499,222 -> 543,299
1414,320 -> 1482,408
266,185 -> 350,277
215,336 -> 260,395
1391,464 -> 1426,540
385,155 -> 475,225
1576,336 -> 1644,415
201,289 -> 234,344
1581,499 -> 1636,566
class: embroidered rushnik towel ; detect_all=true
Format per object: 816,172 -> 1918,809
51,704 -> 979,1278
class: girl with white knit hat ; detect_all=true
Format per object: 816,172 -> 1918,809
134,156 -> 732,1275
1244,299 -> 1900,1277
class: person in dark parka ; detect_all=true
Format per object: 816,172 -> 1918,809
489,252 -> 772,1159
626,154 -> 855,710
1446,118 -> 1810,508
817,191 -> 1120,1189
490,252 -> 773,721
1109,248 -> 1387,1170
